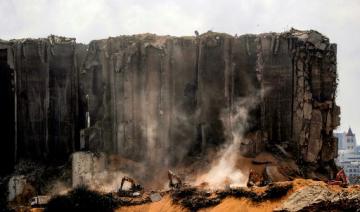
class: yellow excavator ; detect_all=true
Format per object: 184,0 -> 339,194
168,170 -> 183,189
118,176 -> 143,197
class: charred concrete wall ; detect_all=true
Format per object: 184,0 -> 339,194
80,30 -> 339,168
0,29 -> 339,176
0,41 -> 15,174
0,36 -> 87,167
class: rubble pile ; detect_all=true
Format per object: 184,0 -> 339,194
171,187 -> 220,210
2,177 -> 357,212
275,185 -> 360,212
171,183 -> 292,211
118,180 -> 360,212
45,185 -> 119,212
42,182 -> 292,212
45,185 -> 165,212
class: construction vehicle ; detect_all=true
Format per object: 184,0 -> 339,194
247,169 -> 263,187
327,168 -> 349,187
168,170 -> 183,189
30,195 -> 51,207
117,176 -> 143,197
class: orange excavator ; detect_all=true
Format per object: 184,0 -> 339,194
247,169 -> 263,187
327,168 -> 349,187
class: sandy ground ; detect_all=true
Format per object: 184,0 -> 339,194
27,179 -> 358,212
116,196 -> 186,212
116,179 -> 351,212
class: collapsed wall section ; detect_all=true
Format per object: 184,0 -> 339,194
290,30 -> 340,169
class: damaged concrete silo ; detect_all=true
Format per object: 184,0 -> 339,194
79,29 -> 339,176
0,29 -> 340,178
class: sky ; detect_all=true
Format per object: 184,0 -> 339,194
0,0 -> 359,138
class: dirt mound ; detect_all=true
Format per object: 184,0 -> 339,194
275,185 -> 360,212
23,179 -> 360,212
116,179 -> 360,212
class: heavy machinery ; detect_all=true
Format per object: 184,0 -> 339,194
247,169 -> 263,187
30,195 -> 50,208
117,176 -> 143,197
327,168 -> 349,187
168,170 -> 183,189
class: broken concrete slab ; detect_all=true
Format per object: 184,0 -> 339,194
149,192 -> 162,202
72,151 -> 106,188
8,175 -> 27,201
265,165 -> 289,182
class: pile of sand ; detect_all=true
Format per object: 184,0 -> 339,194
116,179 -> 358,212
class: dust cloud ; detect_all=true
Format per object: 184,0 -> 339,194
195,94 -> 261,189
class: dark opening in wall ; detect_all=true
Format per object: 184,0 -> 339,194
0,48 -> 15,175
